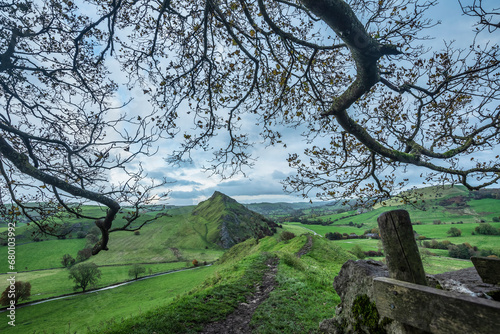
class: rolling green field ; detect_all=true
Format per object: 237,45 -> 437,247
0,207 -> 225,273
0,265 -> 217,333
0,262 -> 191,303
96,234 -> 354,334
0,186 -> 499,333
0,233 -> 355,334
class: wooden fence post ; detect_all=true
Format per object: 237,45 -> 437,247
377,210 -> 427,286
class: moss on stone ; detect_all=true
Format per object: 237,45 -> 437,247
351,294 -> 388,334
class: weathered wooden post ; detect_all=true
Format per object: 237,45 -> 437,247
374,210 -> 500,334
377,210 -> 427,286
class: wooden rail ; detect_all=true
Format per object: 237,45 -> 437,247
376,210 -> 500,334
374,277 -> 500,334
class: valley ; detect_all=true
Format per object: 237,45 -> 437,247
0,185 -> 499,333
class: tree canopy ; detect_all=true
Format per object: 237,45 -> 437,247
1,0 -> 499,252
0,281 -> 31,305
68,262 -> 102,292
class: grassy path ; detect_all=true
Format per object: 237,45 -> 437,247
200,256 -> 279,334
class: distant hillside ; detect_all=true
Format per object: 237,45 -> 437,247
372,185 -> 471,208
244,200 -> 342,217
191,191 -> 279,248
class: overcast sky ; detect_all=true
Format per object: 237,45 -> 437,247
108,1 -> 499,206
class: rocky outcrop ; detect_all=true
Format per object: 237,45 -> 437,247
319,260 -> 393,334
319,260 -> 500,334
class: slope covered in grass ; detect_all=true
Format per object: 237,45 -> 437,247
0,205 -> 225,274
0,265 -> 216,334
191,191 -> 278,248
95,233 -> 354,333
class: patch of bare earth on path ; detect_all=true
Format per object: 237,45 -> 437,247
296,234 -> 313,258
200,257 -> 279,334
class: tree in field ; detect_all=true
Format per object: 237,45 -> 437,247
61,254 -> 76,268
128,264 -> 146,280
68,263 -> 102,292
2,0 -> 500,252
0,281 -> 31,305
326,232 -> 343,240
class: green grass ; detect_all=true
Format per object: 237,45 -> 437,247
90,212 -> 225,266
0,239 -> 87,273
373,185 -> 469,208
2,192 -> 499,333
96,251 -> 277,333
422,256 -> 474,275
0,262 -> 191,303
0,265 -> 216,334
280,223 -> 314,236
414,223 -> 500,252
285,222 -> 368,236
89,234 -> 354,333
0,212 -> 225,274
334,238 -> 382,252
251,237 -> 353,333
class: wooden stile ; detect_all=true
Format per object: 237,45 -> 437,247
374,277 -> 500,334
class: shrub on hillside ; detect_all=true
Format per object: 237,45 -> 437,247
441,240 -> 451,247
85,226 -> 100,244
475,223 -> 500,235
448,244 -> 475,259
86,233 -> 99,244
76,247 -> 93,262
61,254 -> 76,268
363,250 -> 383,257
134,230 -> 140,235
493,217 -> 500,222
280,231 -> 296,242
192,259 -> 199,267
351,245 -> 366,259
447,227 -> 462,237
423,239 -> 453,250
76,231 -> 87,239
364,228 -> 379,235
433,220 -> 442,225
325,231 -> 343,240
478,249 -> 497,257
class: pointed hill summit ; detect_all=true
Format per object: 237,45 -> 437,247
191,191 -> 279,248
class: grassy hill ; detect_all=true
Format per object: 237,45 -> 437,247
0,233 -> 354,333
94,233 -> 354,334
279,185 -> 500,275
0,186 -> 499,333
190,191 -> 278,248
373,184 -> 470,208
